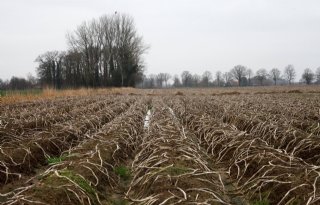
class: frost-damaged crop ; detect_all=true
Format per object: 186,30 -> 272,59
1,91 -> 320,204
0,96 -> 135,187
126,98 -> 240,204
0,98 -> 148,205
167,96 -> 320,204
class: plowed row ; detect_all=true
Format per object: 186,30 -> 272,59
1,92 -> 320,205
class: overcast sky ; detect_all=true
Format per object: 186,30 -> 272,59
1,0 -> 320,80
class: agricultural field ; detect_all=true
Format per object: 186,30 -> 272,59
0,86 -> 320,205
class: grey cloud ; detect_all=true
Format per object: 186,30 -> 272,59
1,0 -> 320,80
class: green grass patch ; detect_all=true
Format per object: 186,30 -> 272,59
0,89 -> 43,97
114,165 -> 131,181
40,174 -> 55,184
252,198 -> 269,205
59,170 -> 96,197
111,198 -> 129,205
164,165 -> 190,176
290,198 -> 302,205
46,155 -> 67,165
34,171 -> 98,205
252,192 -> 270,205
0,90 -> 5,97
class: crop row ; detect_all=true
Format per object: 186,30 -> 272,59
0,97 -> 135,188
194,96 -> 320,165
1,98 -> 148,205
167,97 -> 320,204
126,99 -> 237,204
206,95 -> 320,135
0,95 -> 118,136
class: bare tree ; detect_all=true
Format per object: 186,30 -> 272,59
65,13 -> 147,88
201,71 -> 212,87
223,72 -> 232,86
302,68 -> 314,85
283,65 -> 296,85
215,71 -> 222,87
269,68 -> 281,85
247,68 -> 253,86
163,73 -> 171,88
173,75 -> 181,87
0,79 -> 3,89
231,65 -> 246,86
192,74 -> 201,87
256,69 -> 268,86
148,74 -> 156,88
35,51 -> 60,88
156,73 -> 165,88
8,76 -> 32,90
316,67 -> 320,84
27,73 -> 37,86
181,71 -> 192,87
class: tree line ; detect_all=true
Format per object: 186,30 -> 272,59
139,65 -> 320,88
35,13 -> 147,89
2,64 -> 320,90
0,74 -> 37,90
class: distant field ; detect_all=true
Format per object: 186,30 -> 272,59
0,89 -> 43,97
0,86 -> 320,204
1,85 -> 320,103
0,87 -> 136,104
